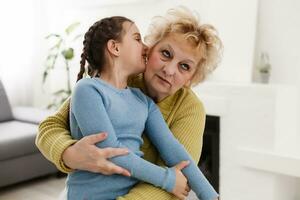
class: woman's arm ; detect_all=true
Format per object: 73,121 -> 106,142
118,90 -> 208,200
36,99 -> 131,175
70,79 -> 177,193
36,99 -> 77,173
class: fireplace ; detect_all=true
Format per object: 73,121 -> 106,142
198,115 -> 220,192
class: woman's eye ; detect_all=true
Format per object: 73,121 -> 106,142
161,50 -> 171,58
180,63 -> 190,71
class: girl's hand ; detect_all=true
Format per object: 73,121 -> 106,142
171,160 -> 190,200
62,132 -> 131,176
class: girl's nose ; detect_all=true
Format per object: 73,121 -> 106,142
142,43 -> 149,54
142,44 -> 149,64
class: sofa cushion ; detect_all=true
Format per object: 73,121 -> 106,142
0,80 -> 13,122
12,106 -> 54,125
0,120 -> 39,161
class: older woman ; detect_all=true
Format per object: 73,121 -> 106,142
36,6 -> 222,200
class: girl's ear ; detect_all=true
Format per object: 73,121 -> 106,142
107,39 -> 120,56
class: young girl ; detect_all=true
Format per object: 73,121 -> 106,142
68,16 -> 218,200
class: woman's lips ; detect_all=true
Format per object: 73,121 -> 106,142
156,75 -> 171,87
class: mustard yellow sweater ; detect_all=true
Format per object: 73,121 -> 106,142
36,75 -> 206,200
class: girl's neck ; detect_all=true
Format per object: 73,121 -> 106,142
100,65 -> 130,89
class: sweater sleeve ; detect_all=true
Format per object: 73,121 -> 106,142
142,98 -> 218,200
70,79 -> 176,192
35,98 -> 77,173
117,91 -> 207,200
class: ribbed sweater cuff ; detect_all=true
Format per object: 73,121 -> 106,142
51,137 -> 77,173
162,167 -> 176,192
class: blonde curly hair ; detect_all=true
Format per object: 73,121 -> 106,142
144,6 -> 223,85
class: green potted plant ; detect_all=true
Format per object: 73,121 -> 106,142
257,52 -> 271,83
43,22 -> 82,109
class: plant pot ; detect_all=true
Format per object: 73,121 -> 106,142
259,72 -> 270,84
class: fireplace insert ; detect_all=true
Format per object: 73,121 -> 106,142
198,115 -> 220,192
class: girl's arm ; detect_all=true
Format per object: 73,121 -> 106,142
143,97 -> 218,200
70,79 -> 176,193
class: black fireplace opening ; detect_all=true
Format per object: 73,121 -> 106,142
198,115 -> 220,192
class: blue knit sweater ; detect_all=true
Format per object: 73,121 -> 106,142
68,78 -> 218,200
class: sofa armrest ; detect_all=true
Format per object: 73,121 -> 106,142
12,106 -> 55,125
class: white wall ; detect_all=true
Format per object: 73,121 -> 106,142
0,0 -> 39,106
253,0 -> 300,87
253,0 -> 300,129
31,0 -> 259,107
0,0 -> 259,107
198,0 -> 258,83
2,0 -> 299,107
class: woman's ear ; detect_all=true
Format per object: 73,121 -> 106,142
107,39 -> 120,56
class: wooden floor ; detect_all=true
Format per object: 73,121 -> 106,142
0,175 -> 66,200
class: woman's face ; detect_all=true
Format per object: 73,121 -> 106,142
144,33 -> 200,101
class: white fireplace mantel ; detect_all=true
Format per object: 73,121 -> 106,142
192,82 -> 300,200
237,147 -> 300,178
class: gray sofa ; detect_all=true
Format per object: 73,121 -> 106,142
0,80 -> 58,188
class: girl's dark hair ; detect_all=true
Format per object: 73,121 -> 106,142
77,16 -> 133,82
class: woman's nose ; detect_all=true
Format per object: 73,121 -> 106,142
162,63 -> 176,76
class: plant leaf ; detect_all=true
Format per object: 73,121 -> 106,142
61,48 -> 74,60
47,103 -> 56,109
65,22 -> 80,35
59,97 -> 68,106
50,38 -> 63,50
66,89 -> 72,95
42,71 -> 48,84
49,53 -> 59,69
46,54 -> 56,61
45,34 -> 61,39
53,89 -> 68,95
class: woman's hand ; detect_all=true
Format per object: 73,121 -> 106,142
62,132 -> 131,176
171,161 -> 191,200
